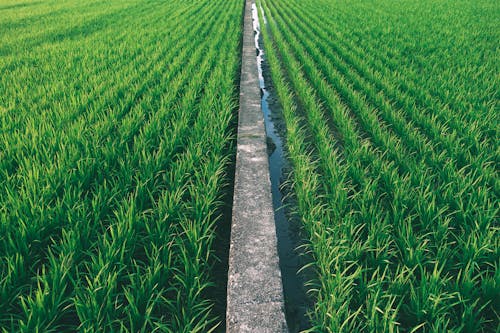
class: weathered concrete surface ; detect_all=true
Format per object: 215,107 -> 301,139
226,0 -> 288,332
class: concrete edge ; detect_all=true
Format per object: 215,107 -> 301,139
226,0 -> 288,332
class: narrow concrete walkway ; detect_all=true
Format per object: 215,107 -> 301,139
226,0 -> 288,332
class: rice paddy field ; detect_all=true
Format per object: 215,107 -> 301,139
257,0 -> 499,331
0,0 -> 499,332
0,0 -> 243,331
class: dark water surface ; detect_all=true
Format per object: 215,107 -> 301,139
252,4 -> 311,332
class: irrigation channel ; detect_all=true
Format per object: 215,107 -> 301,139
252,4 -> 310,331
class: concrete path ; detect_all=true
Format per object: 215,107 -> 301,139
226,0 -> 288,332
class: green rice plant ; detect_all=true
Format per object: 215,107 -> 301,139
257,0 -> 499,331
0,0 -> 243,331
291,0 -> 499,154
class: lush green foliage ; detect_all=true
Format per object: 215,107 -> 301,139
0,0 -> 242,331
257,0 -> 499,331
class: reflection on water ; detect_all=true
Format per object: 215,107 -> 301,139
252,3 -> 310,332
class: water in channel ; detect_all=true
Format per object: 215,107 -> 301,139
251,4 -> 310,332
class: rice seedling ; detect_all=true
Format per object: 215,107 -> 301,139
0,0 -> 243,331
257,0 -> 499,331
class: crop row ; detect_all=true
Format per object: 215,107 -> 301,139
257,0 -> 498,331
0,0 -> 243,331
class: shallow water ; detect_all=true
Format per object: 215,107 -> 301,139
252,4 -> 310,331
